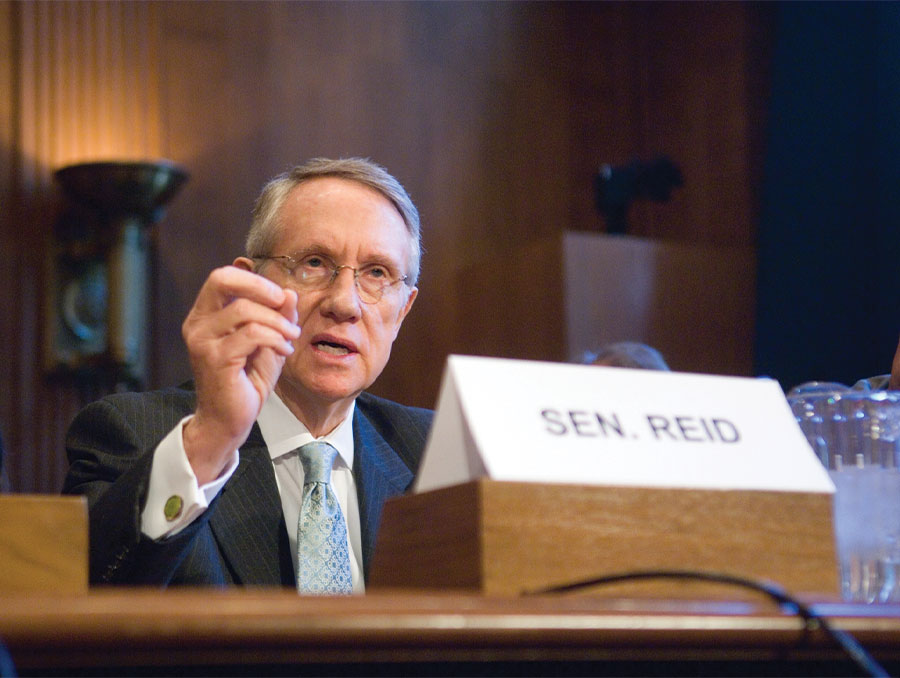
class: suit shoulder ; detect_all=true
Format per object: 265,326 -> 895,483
68,384 -> 197,442
356,392 -> 433,429
85,384 -> 195,415
356,392 -> 433,447
355,392 -> 433,472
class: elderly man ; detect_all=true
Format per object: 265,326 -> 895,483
63,158 -> 431,593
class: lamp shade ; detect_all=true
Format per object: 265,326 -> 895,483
54,160 -> 188,217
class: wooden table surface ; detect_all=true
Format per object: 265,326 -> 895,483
2,589 -> 900,675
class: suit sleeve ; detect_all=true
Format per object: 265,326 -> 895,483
62,391 -> 220,586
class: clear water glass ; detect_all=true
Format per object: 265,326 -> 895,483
788,389 -> 900,603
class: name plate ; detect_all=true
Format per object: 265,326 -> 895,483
414,355 -> 834,495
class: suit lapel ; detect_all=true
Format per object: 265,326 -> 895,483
209,425 -> 292,586
205,406 -> 415,585
353,409 -> 414,579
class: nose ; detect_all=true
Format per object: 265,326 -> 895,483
319,266 -> 361,321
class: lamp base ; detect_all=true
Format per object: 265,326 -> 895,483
46,160 -> 188,387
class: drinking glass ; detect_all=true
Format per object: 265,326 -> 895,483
788,390 -> 900,602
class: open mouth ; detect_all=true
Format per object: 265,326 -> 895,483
314,340 -> 352,356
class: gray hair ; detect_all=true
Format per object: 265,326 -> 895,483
583,341 -> 670,371
246,157 -> 422,285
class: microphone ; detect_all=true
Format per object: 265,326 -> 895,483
594,155 -> 683,234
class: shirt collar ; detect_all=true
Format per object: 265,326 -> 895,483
256,391 -> 355,470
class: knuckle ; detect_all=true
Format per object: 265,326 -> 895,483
242,322 -> 271,343
182,320 -> 198,344
241,323 -> 260,341
229,297 -> 252,315
208,266 -> 231,284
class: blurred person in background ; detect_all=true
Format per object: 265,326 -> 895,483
582,341 -> 670,371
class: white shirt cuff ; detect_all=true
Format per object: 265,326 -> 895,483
140,415 -> 240,540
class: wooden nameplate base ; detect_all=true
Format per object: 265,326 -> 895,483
0,495 -> 88,594
369,480 -> 839,599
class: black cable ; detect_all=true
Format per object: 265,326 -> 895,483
528,569 -> 889,678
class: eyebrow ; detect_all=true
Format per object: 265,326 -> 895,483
287,244 -> 404,272
287,245 -> 334,259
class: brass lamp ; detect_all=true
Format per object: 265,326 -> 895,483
48,160 -> 188,388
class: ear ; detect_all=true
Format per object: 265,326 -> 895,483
391,286 -> 418,339
233,256 -> 255,272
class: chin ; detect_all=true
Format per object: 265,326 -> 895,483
305,376 -> 368,404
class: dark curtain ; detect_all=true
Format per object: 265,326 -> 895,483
756,1 -> 900,390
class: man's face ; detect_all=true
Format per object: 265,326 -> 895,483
258,177 -> 417,412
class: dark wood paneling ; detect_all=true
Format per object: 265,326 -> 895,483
0,1 -> 774,492
0,0 -> 160,493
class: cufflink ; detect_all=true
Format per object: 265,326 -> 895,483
164,495 -> 184,521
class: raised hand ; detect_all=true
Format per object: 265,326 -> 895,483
181,265 -> 300,484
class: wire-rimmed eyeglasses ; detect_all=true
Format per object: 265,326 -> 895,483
253,253 -> 409,304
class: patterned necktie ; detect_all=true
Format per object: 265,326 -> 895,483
296,441 -> 353,594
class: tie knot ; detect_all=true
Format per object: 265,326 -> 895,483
298,441 -> 338,485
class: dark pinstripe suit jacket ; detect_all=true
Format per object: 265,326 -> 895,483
62,385 -> 433,587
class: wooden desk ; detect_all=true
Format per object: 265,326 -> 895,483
2,590 -> 900,675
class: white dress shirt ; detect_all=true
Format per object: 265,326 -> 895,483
140,393 -> 364,593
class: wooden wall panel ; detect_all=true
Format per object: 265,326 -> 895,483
1,0 -> 162,492
562,233 -> 756,375
564,2 -> 771,247
0,2 -> 774,493
0,0 -> 15,492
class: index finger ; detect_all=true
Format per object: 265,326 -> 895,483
198,266 -> 288,312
